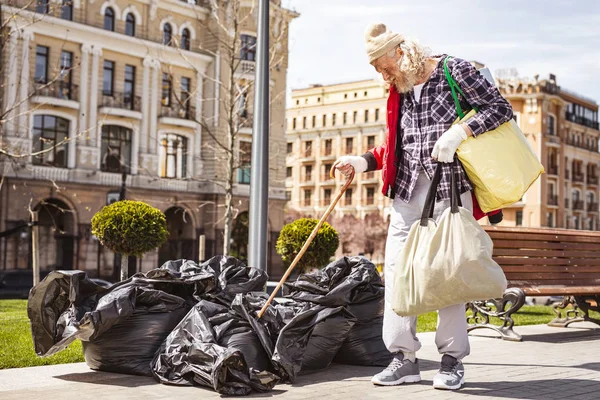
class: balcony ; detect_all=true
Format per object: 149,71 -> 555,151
547,165 -> 558,176
565,169 -> 570,180
547,195 -> 558,206
588,176 -> 599,186
321,147 -> 335,159
299,177 -> 314,186
238,60 -> 256,74
236,111 -> 253,132
573,200 -> 584,211
160,104 -> 197,126
100,91 -> 142,117
572,173 -> 585,183
31,81 -> 79,109
566,112 -> 600,130
320,198 -> 332,206
588,202 -> 599,213
320,174 -> 335,184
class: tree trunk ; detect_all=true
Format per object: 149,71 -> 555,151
222,135 -> 235,256
120,255 -> 128,281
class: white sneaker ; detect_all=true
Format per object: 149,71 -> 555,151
433,354 -> 465,390
371,353 -> 421,386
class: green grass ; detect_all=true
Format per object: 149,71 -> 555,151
0,300 -> 84,369
1,300 -> 599,369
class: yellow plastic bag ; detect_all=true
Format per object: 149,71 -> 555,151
455,110 -> 545,212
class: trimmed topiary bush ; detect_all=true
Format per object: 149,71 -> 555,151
276,218 -> 339,273
92,200 -> 169,279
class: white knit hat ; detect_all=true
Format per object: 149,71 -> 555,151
364,23 -> 404,63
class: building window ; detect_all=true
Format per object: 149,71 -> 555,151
35,45 -> 49,84
367,135 -> 376,150
304,141 -> 312,157
312,115 -> 316,128
354,92 -> 357,98
344,93 -> 348,99
303,189 -> 312,206
240,34 -> 257,61
323,188 -> 332,205
516,211 -> 523,226
238,141 -> 251,184
304,165 -> 312,182
125,13 -> 136,37
375,108 -> 380,122
181,77 -> 192,118
322,114 -> 326,127
32,115 -> 69,167
59,51 -> 73,99
332,113 -> 337,126
163,23 -> 173,45
296,99 -> 299,105
292,118 -> 296,130
343,112 -> 347,125
104,7 -> 115,31
364,110 -> 369,123
36,0 -> 49,14
124,65 -> 136,110
323,163 -> 332,178
287,142 -> 293,153
161,73 -> 172,106
366,187 -> 375,205
546,212 -> 554,228
345,137 -> 353,154
317,96 -> 321,103
61,0 -> 73,20
102,60 -> 115,96
547,115 -> 556,136
159,134 -> 188,179
286,167 -> 292,178
101,125 -> 132,173
364,91 -> 368,97
302,116 -> 307,129
181,28 -> 191,50
344,188 -> 353,206
353,111 -> 357,124
324,139 -> 332,156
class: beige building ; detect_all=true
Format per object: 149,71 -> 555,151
285,71 -> 600,252
0,0 -> 298,279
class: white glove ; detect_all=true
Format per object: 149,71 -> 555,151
335,155 -> 368,176
432,124 -> 468,163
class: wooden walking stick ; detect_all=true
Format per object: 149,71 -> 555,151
257,161 -> 355,318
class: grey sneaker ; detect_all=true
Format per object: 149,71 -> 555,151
433,354 -> 465,390
371,353 -> 421,386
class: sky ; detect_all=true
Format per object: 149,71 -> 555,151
282,0 -> 600,104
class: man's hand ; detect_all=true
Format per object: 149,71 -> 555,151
432,124 -> 469,163
335,155 -> 368,177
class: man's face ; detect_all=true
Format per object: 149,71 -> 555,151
372,49 -> 414,93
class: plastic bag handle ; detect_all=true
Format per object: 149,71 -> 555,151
420,163 -> 462,227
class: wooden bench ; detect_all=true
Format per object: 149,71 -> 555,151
466,226 -> 600,341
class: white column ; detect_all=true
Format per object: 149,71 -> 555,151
4,29 -> 19,136
18,31 -> 33,137
141,57 -> 153,153
149,60 -> 160,154
79,44 -> 92,142
195,71 -> 204,176
89,47 -> 102,155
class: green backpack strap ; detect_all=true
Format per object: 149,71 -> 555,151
443,56 -> 478,119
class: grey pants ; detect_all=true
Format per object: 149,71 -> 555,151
382,172 -> 472,361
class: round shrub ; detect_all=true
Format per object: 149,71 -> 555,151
91,200 -> 169,257
276,218 -> 339,272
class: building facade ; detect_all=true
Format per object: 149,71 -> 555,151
285,71 -> 600,258
0,0 -> 298,280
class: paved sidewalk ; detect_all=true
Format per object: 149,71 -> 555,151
1,323 -> 599,400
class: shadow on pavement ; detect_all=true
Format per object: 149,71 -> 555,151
469,326 -> 600,344
54,372 -> 157,388
466,361 -> 600,373
459,379 -> 600,399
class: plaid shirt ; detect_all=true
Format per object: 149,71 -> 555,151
394,55 -> 513,202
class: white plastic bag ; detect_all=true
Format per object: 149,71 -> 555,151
391,164 -> 507,316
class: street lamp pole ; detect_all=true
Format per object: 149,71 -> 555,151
248,0 -> 270,272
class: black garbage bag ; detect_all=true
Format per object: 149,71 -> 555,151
283,256 -> 393,367
151,298 -> 278,396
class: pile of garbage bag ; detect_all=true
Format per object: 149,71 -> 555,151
28,255 -> 392,395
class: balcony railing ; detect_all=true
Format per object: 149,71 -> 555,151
301,176 -> 313,183
322,147 -> 334,157
364,171 -> 376,180
588,176 -> 599,186
566,137 -> 600,152
573,200 -> 584,210
365,197 -> 375,206
547,165 -> 558,175
547,195 -> 558,206
32,81 -> 79,101
321,174 -> 334,182
588,202 -> 599,213
237,111 -> 253,129
101,91 -> 141,112
565,169 -> 570,179
321,198 -> 332,206
161,104 -> 196,120
565,198 -> 569,209
303,149 -> 313,158
302,200 -> 312,207
566,112 -> 600,130
573,173 -> 585,183
238,60 -> 256,74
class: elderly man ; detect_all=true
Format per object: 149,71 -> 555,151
335,23 -> 513,390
